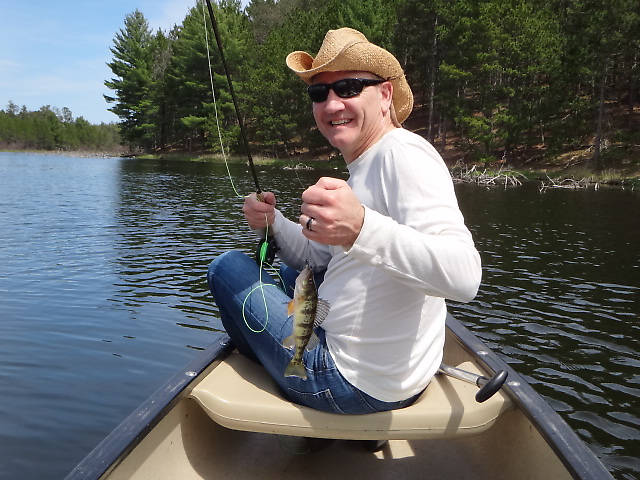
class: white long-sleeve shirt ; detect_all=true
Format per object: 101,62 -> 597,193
270,128 -> 482,401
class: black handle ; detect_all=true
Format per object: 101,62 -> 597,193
475,370 -> 508,403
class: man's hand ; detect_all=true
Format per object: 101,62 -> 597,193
300,177 -> 364,248
243,192 -> 276,230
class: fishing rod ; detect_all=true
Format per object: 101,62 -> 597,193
204,0 -> 260,193
203,0 -> 277,264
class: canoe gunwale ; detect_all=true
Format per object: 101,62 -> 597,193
64,336 -> 234,480
444,314 -> 612,480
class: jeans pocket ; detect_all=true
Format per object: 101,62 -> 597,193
287,387 -> 345,414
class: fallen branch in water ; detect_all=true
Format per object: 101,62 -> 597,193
538,175 -> 597,192
451,163 -> 526,188
282,163 -> 313,171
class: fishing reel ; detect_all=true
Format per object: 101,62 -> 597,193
255,236 -> 278,265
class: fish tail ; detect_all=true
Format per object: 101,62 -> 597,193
282,334 -> 296,349
284,359 -> 307,380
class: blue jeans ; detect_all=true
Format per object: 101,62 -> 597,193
207,250 -> 418,414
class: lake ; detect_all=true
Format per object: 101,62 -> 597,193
0,152 -> 638,479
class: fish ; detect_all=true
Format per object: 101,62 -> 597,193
282,264 -> 330,380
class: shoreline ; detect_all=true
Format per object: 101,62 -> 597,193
132,150 -> 640,190
0,148 -> 129,158
4,148 -> 638,190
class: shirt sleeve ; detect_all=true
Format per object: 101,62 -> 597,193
267,209 -> 332,272
345,141 -> 482,302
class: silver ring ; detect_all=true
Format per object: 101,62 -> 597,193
306,217 -> 314,231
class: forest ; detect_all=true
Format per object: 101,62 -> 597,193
0,102 -> 121,152
5,0 -> 640,172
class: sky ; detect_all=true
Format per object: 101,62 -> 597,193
0,0 -> 249,125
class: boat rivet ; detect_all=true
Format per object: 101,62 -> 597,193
477,350 -> 488,356
185,371 -> 197,377
508,381 -> 520,387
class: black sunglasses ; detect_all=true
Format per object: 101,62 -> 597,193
307,78 -> 386,103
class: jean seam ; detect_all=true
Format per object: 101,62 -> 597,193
287,387 -> 346,414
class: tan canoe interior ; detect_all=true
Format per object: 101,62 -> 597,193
103,331 -> 572,479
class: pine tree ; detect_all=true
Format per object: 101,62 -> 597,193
104,10 -> 155,150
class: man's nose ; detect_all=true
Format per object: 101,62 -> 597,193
323,90 -> 346,111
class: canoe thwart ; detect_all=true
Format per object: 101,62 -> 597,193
189,350 -> 513,440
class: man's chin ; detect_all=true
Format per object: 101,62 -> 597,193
325,133 -> 352,151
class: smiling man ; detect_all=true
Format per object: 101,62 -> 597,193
207,28 -> 482,415
309,71 -> 394,163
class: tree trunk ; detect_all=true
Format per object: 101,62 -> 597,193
426,15 -> 438,142
592,65 -> 606,171
629,53 -> 637,129
440,116 -> 447,149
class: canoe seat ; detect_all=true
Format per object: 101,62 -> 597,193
189,350 -> 512,440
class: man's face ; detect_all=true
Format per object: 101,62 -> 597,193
310,71 -> 393,163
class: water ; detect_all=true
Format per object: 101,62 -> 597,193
0,152 -> 638,479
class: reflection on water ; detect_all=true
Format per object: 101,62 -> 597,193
450,184 -> 640,478
0,152 -> 638,479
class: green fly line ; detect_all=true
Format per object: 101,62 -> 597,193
200,0 -> 283,333
200,0 -> 241,199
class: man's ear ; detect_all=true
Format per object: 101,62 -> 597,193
380,81 -> 394,115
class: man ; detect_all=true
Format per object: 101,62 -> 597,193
208,27 -> 481,414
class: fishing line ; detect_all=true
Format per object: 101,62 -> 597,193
200,0 -> 284,333
241,220 -> 277,333
202,0 -> 279,270
203,0 -> 262,193
200,0 -> 241,199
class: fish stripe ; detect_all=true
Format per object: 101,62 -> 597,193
282,265 -> 331,380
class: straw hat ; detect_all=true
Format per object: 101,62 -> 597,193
286,27 -> 413,124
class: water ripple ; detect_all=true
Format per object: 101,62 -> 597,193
0,155 -> 638,479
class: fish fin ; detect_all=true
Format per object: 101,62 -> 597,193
282,334 -> 296,349
287,299 -> 295,316
313,298 -> 331,328
305,332 -> 320,351
284,360 -> 307,380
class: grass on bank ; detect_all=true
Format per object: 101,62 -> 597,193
137,144 -> 640,189
8,139 -> 637,190
136,151 -> 347,170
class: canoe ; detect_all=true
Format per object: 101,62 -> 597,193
66,314 -> 612,480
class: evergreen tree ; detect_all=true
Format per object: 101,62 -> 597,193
163,0 -> 253,153
244,2 -> 316,156
104,10 -> 155,150
93,0 -> 639,167
0,104 -> 120,151
148,28 -> 176,150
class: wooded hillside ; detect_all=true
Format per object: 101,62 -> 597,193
0,103 -> 120,152
103,0 -> 640,169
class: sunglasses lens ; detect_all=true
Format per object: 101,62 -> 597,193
307,84 -> 329,102
307,79 -> 382,102
333,79 -> 363,98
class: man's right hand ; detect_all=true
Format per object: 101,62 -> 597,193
243,192 -> 276,230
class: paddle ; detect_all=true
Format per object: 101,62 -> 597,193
438,363 -> 508,403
